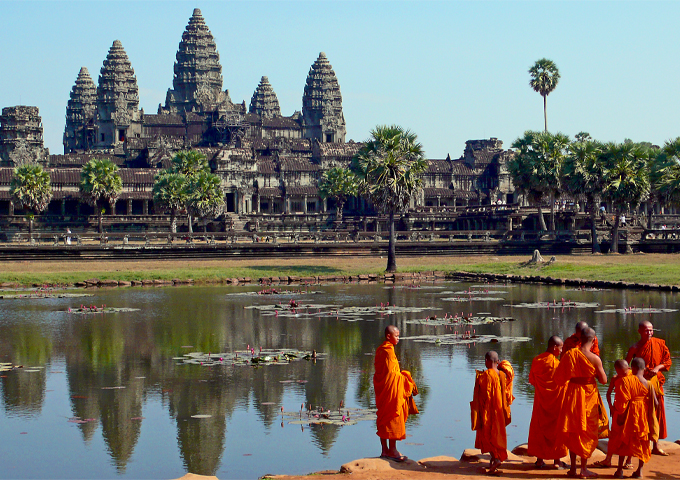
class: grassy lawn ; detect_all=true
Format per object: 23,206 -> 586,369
1,253 -> 680,286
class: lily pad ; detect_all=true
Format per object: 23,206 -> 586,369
401,333 -> 532,345
405,316 -> 514,326
281,406 -> 376,426
191,414 -> 212,419
0,293 -> 94,299
505,301 -> 600,309
452,290 -> 508,295
67,307 -> 140,314
595,307 -> 678,314
227,289 -> 322,296
178,348 -> 324,367
442,297 -> 506,302
247,302 -> 441,323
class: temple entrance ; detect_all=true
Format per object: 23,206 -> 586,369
226,192 -> 236,213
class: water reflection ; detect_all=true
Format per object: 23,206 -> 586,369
0,282 -> 678,478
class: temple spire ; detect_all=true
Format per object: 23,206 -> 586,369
302,52 -> 346,143
64,67 -> 97,153
249,76 -> 281,118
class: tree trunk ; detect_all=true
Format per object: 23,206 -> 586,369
203,217 -> 208,234
536,205 -> 548,231
589,198 -> 600,254
336,200 -> 344,222
549,192 -> 556,231
187,214 -> 193,234
97,200 -> 103,234
29,216 -> 33,239
171,209 -> 177,234
647,202 -> 654,230
611,213 -> 621,253
543,94 -> 548,132
386,210 -> 397,273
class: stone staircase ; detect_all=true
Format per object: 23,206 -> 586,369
225,212 -> 247,231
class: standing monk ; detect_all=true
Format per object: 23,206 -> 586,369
626,320 -> 671,455
555,328 -> 607,478
609,358 -> 654,479
528,336 -> 568,469
471,351 -> 512,475
374,325 -> 418,462
562,321 -> 601,357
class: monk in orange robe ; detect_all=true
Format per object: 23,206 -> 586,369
626,320 -> 671,455
528,336 -> 568,469
595,360 -> 632,469
471,351 -> 512,474
609,358 -> 655,479
374,325 -> 417,462
554,328 -> 607,478
562,321 -> 601,358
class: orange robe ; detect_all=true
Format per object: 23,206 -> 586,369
527,352 -> 567,460
554,348 -> 602,459
373,340 -> 416,440
562,333 -> 600,357
631,337 -> 671,440
608,371 -> 651,463
473,368 -> 510,461
606,375 -> 625,456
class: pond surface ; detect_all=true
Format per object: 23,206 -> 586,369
1,281 -> 679,479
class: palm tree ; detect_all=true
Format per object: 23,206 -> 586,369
186,171 -> 225,233
600,142 -> 650,253
318,167 -> 359,222
654,138 -> 680,226
352,125 -> 427,272
562,140 -> 606,253
80,158 -> 123,233
152,172 -> 188,233
510,130 -> 570,231
529,58 -> 560,132
170,150 -> 210,233
10,164 -> 53,239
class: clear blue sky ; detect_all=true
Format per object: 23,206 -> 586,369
1,1 -> 679,159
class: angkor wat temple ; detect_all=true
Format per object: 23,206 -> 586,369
0,9 -> 516,235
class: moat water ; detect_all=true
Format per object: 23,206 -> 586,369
1,282 -> 679,479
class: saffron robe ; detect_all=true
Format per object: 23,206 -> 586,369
631,337 -> 671,440
473,368 -> 510,461
606,375 -> 625,457
562,333 -> 601,357
374,341 -> 416,440
527,352 -> 567,460
608,371 -> 651,463
554,348 -> 603,459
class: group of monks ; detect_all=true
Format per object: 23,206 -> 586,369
373,320 -> 672,479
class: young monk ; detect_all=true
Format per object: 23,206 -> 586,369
609,358 -> 655,479
554,328 -> 607,478
562,321 -> 600,358
471,351 -> 512,475
626,320 -> 671,456
595,360 -> 632,469
528,336 -> 568,469
373,325 -> 417,462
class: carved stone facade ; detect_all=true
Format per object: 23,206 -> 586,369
302,53 -> 346,143
249,76 -> 281,118
0,106 -> 49,167
64,67 -> 97,153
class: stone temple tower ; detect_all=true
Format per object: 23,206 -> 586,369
0,106 -> 49,166
96,40 -> 142,149
63,67 -> 97,153
249,76 -> 281,118
302,52 -> 346,143
163,8 -> 227,114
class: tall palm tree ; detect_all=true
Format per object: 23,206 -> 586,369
152,172 -> 188,233
318,167 -> 359,222
562,140 -> 606,253
80,158 -> 123,233
655,138 -> 680,224
10,164 -> 53,239
187,171 -> 225,233
170,150 -> 210,233
600,142 -> 650,253
510,130 -> 570,231
352,125 -> 427,272
529,58 -> 560,132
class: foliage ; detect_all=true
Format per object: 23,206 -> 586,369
10,164 -> 52,214
153,172 -> 188,213
656,138 -> 680,206
171,150 -> 210,176
600,142 -> 651,211
528,58 -> 560,131
186,170 -> 225,222
79,158 -> 123,208
318,167 -> 359,220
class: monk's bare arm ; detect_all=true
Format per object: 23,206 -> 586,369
653,344 -> 672,373
606,377 -> 616,409
589,354 -> 607,384
651,385 -> 659,408
625,345 -> 636,364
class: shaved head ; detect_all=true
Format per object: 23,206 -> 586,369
614,359 -> 629,370
639,321 -> 653,330
638,321 -> 654,341
582,328 -> 596,343
631,357 -> 646,371
575,321 -> 588,335
385,325 -> 399,337
485,351 -> 499,363
548,336 -> 563,349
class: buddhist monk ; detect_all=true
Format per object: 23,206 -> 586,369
374,325 -> 417,462
554,328 -> 607,478
595,360 -> 632,469
562,321 -> 601,358
626,320 -> 671,455
609,358 -> 655,479
471,351 -> 512,475
528,336 -> 568,469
